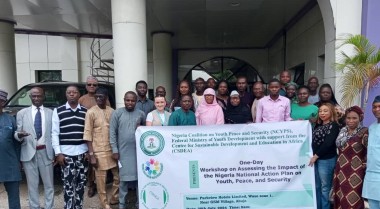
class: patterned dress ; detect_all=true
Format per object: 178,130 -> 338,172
333,127 -> 368,209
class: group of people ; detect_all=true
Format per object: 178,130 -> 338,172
0,71 -> 380,209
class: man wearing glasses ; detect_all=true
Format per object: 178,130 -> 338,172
79,76 -> 110,110
79,76 -> 110,197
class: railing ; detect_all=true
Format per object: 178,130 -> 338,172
90,38 -> 114,85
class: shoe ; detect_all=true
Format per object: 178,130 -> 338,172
87,186 -> 97,197
110,199 -> 119,205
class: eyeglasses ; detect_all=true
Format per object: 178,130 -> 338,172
66,91 -> 79,94
87,83 -> 98,87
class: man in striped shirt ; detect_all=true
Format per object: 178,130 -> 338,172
52,85 -> 88,209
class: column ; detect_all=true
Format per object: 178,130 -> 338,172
318,0 -> 362,106
111,0 -> 147,108
152,31 -> 173,101
333,0 -> 362,106
0,20 -> 17,95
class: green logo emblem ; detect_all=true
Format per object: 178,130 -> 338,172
140,131 -> 165,156
140,182 -> 169,209
142,159 -> 163,179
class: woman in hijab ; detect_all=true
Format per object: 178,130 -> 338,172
224,90 -> 252,124
195,88 -> 224,125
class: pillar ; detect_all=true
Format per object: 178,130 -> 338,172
152,31 -> 173,101
317,0 -> 362,107
0,20 -> 17,95
111,0 -> 147,108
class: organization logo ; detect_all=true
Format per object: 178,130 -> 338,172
140,131 -> 165,156
140,182 -> 169,209
142,158 -> 163,179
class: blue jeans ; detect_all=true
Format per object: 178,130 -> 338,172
314,156 -> 336,209
1,181 -> 21,209
368,199 -> 380,209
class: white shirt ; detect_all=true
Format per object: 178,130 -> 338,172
52,102 -> 88,156
308,93 -> 320,104
32,105 -> 46,146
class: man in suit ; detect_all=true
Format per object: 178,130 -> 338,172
15,87 -> 54,209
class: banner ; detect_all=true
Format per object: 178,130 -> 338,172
136,121 -> 316,209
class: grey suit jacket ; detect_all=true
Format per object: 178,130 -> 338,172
14,106 -> 54,162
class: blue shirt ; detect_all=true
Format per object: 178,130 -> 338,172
362,122 -> 380,200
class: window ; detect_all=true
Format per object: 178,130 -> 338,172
36,70 -> 62,82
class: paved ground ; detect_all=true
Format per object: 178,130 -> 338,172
0,179 -> 138,209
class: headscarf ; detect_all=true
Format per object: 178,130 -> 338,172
335,105 -> 363,148
224,93 -> 251,124
285,82 -> 298,89
195,88 -> 224,125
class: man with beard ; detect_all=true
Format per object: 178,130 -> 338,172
52,85 -> 88,209
110,91 -> 145,209
192,77 -> 206,110
135,80 -> 154,117
236,76 -> 254,108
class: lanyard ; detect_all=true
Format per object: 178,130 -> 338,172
156,110 -> 165,126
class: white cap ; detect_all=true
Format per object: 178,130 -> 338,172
230,90 -> 239,97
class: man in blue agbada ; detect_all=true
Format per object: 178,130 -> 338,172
362,95 -> 380,209
0,89 -> 22,209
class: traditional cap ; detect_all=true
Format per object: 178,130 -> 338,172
0,89 -> 8,101
373,95 -> 380,104
345,105 -> 363,116
230,90 -> 239,97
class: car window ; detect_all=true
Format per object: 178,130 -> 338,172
7,85 -> 87,108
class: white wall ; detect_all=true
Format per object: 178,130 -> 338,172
268,6 -> 325,82
15,35 -> 115,88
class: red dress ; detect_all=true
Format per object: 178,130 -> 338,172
333,127 -> 368,209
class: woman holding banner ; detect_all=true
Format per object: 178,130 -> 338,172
309,103 -> 340,209
146,96 -> 171,126
195,88 -> 224,125
332,106 -> 368,209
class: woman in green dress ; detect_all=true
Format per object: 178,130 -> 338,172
291,86 -> 318,122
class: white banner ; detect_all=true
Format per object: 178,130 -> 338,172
136,121 -> 316,209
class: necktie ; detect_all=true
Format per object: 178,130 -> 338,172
34,107 -> 42,140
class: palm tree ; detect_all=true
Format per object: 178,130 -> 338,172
336,34 -> 380,108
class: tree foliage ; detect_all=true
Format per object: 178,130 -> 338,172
336,34 -> 380,108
